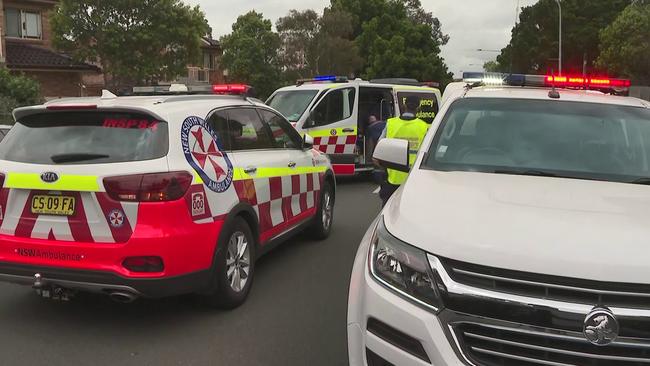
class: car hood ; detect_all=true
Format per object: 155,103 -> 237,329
384,170 -> 650,284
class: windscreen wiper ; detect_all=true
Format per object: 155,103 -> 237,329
50,153 -> 110,164
492,169 -> 560,178
630,177 -> 650,185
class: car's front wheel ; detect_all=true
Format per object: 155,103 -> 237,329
205,217 -> 255,309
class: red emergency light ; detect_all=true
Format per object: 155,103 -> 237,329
545,75 -> 631,88
212,84 -> 250,95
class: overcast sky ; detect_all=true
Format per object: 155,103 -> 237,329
185,0 -> 539,78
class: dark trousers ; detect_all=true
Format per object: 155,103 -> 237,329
379,181 -> 400,207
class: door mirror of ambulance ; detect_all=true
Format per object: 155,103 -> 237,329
303,134 -> 314,150
373,138 -> 410,172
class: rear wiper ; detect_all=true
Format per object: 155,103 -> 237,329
50,153 -> 110,164
492,169 -> 559,178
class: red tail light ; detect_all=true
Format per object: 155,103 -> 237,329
104,171 -> 192,202
0,173 -> 5,188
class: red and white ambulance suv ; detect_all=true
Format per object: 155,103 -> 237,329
0,85 -> 335,308
267,76 -> 442,176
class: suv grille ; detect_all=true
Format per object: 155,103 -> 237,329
441,257 -> 650,309
452,322 -> 650,366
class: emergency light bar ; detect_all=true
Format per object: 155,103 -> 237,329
212,84 -> 250,94
462,72 -> 631,94
296,75 -> 349,85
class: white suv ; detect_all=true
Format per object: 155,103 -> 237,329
348,74 -> 650,365
0,86 -> 334,307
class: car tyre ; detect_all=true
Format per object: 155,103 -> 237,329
205,216 -> 255,309
310,179 -> 334,240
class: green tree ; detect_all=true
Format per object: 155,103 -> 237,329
220,11 -> 282,99
496,0 -> 629,75
597,3 -> 650,84
276,8 -> 363,80
483,60 -> 500,72
355,1 -> 452,84
51,0 -> 209,89
0,68 -> 41,124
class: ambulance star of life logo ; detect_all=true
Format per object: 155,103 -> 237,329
108,209 -> 125,228
181,116 -> 233,193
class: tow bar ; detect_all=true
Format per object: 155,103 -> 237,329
32,273 -> 75,301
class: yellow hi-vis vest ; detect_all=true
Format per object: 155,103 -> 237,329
385,116 -> 430,185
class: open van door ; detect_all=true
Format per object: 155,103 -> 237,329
394,87 -> 441,124
302,86 -> 358,175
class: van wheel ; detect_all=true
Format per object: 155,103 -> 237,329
205,217 -> 255,309
310,180 -> 334,240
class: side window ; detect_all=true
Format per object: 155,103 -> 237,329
207,109 -> 232,151
259,109 -> 302,149
228,108 -> 274,151
311,88 -> 356,127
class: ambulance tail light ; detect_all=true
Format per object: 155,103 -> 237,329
212,84 -> 250,95
104,171 -> 193,202
46,104 -> 98,110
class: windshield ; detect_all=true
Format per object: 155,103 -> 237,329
0,111 -> 169,164
267,90 -> 319,122
424,98 -> 650,184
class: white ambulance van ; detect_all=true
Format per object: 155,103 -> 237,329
267,76 -> 442,176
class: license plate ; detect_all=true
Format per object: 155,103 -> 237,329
31,195 -> 76,216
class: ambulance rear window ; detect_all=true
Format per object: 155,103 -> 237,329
0,111 -> 168,164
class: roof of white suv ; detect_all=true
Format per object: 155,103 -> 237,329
13,95 -> 270,121
457,86 -> 650,108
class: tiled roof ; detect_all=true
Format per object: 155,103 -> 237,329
5,42 -> 99,71
201,36 -> 220,48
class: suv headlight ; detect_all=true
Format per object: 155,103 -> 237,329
369,219 -> 445,313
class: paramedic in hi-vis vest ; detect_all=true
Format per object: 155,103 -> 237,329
378,95 -> 430,206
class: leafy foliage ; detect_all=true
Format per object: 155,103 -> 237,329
0,68 -> 41,124
51,0 -> 209,88
350,0 -> 452,84
495,0 -> 629,74
276,8 -> 363,80
220,11 -> 282,99
597,3 -> 650,84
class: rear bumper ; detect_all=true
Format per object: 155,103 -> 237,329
0,201 -> 224,297
0,261 -> 212,298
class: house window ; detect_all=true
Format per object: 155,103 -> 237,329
203,52 -> 213,69
4,8 -> 42,39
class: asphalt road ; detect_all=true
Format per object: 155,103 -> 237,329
0,179 -> 380,366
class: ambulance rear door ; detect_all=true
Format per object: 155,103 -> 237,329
394,87 -> 441,124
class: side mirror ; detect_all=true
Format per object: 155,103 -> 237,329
373,138 -> 410,172
303,133 -> 314,149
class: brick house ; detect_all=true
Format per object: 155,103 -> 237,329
1,0 -> 100,99
165,36 -> 226,86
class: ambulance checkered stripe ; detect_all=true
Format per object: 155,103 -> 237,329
313,135 -> 357,155
234,173 -> 322,236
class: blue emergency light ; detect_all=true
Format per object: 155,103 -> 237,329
296,75 -> 349,85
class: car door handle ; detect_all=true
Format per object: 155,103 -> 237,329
244,166 -> 257,174
342,128 -> 355,133
288,162 -> 297,168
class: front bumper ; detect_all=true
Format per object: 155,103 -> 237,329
347,219 -> 462,366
